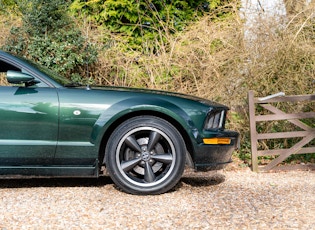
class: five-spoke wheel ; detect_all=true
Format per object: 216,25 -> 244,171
105,116 -> 186,195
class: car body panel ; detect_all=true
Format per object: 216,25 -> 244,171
194,130 -> 239,170
54,87 -> 203,166
0,86 -> 58,166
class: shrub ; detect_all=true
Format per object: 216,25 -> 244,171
2,0 -> 98,80
70,0 -> 231,51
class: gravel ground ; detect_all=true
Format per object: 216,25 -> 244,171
0,168 -> 314,230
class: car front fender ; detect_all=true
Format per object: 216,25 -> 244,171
90,97 -> 202,148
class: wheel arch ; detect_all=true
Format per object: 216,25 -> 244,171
98,110 -> 195,168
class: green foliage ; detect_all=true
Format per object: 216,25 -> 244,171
0,0 -> 16,11
0,0 -> 20,15
2,0 -> 97,79
70,0 -> 229,50
18,0 -> 71,35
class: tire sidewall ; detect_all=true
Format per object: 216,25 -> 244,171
105,116 -> 186,195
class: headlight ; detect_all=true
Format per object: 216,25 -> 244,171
204,109 -> 226,130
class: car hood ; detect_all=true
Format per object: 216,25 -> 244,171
89,85 -> 228,108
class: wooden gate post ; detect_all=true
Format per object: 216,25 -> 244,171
248,91 -> 258,172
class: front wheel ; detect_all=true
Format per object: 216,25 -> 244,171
105,116 -> 186,195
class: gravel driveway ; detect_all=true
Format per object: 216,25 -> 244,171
0,168 -> 314,229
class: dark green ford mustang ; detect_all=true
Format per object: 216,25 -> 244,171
0,50 -> 239,194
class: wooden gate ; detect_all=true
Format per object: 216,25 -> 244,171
248,90 -> 315,172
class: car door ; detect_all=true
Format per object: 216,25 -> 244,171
0,61 -> 59,167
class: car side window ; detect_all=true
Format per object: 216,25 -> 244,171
0,60 -> 46,87
0,72 -> 9,86
0,60 -> 18,86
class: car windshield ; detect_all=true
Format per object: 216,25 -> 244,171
34,63 -> 72,86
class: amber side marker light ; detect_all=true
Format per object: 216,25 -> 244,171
203,138 -> 231,145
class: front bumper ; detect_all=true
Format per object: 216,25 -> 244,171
193,131 -> 240,171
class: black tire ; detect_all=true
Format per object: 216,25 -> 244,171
105,116 -> 186,195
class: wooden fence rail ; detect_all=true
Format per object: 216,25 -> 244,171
248,90 -> 315,172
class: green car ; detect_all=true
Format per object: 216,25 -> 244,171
0,50 -> 239,195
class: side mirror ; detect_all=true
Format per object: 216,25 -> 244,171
6,70 -> 40,86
